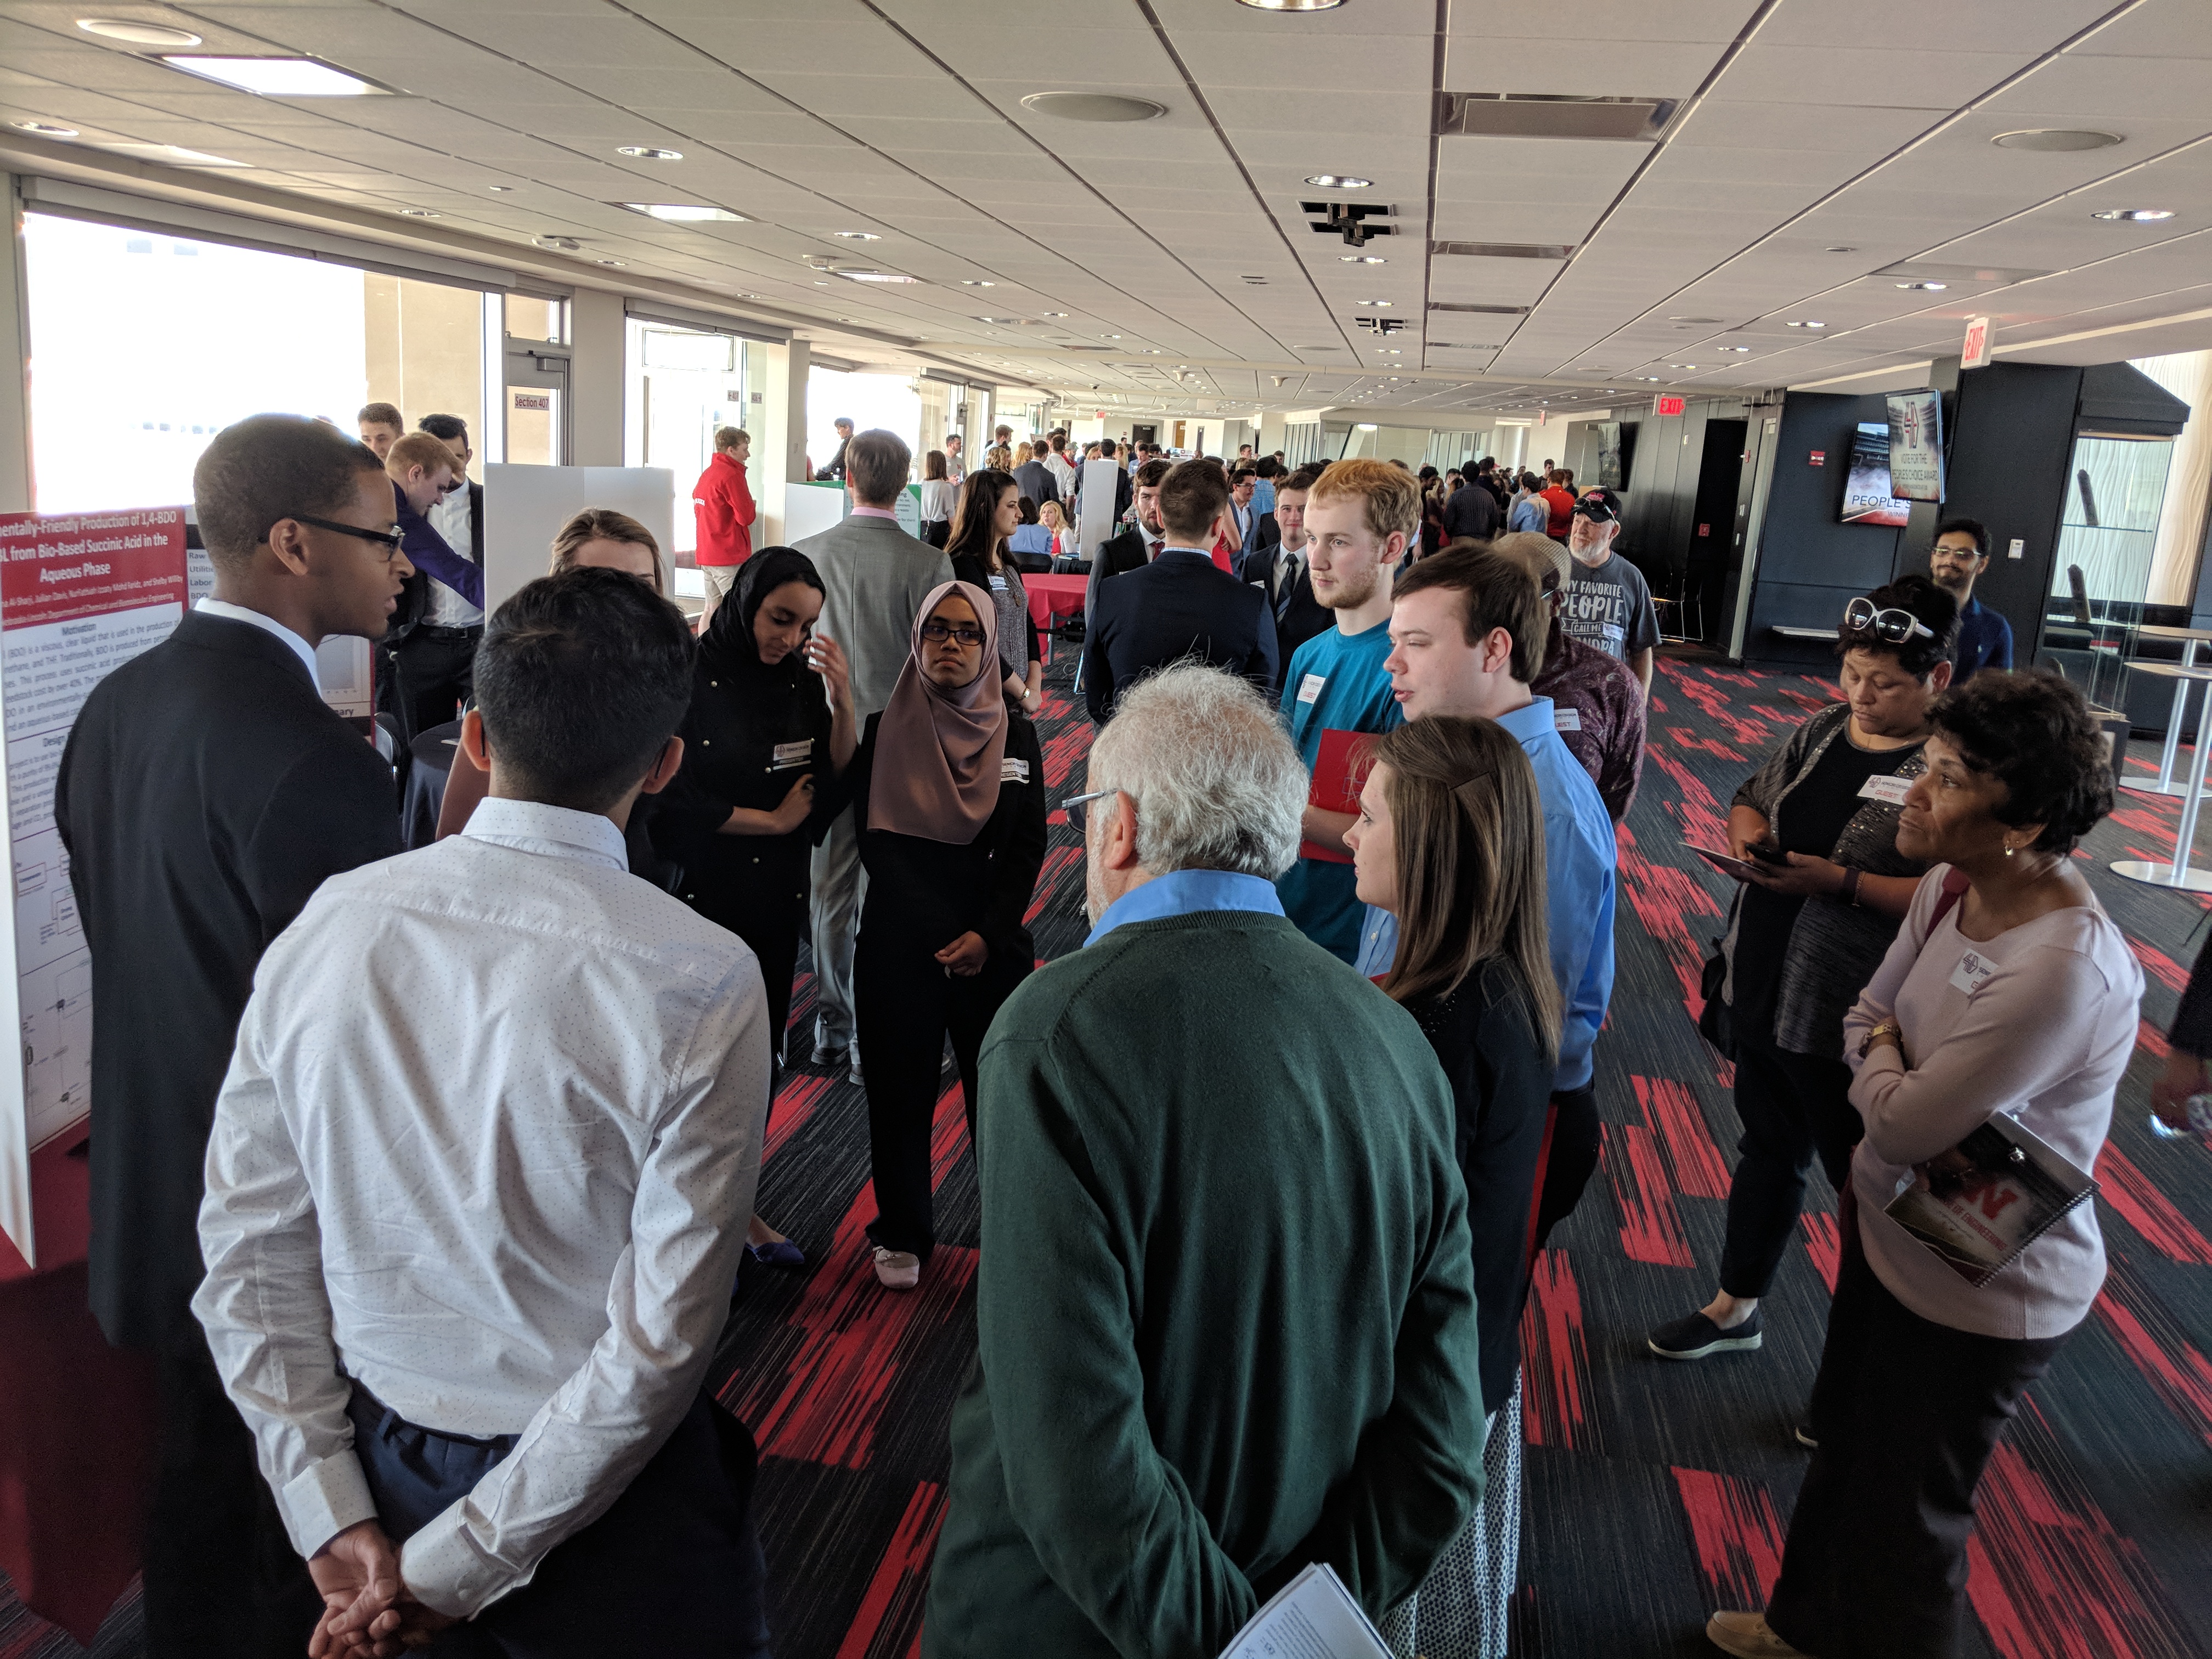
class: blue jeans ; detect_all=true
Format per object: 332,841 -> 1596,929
346,1386 -> 771,1657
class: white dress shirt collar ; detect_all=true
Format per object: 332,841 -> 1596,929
462,796 -> 629,874
195,596 -> 320,688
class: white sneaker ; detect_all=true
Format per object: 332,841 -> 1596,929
872,1247 -> 920,1291
1706,1611 -> 1811,1658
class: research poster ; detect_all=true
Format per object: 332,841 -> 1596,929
1884,388 -> 1946,503
0,509 -> 188,1266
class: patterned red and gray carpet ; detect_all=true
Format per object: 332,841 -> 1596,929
7,650 -> 2210,1658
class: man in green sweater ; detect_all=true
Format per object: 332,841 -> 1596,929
924,662 -> 1485,1657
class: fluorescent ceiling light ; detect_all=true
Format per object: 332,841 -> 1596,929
597,258 -> 627,267
1020,92 -> 1166,123
2090,207 -> 2173,222
399,208 -> 441,218
1340,255 -> 1386,264
1305,174 -> 1370,188
618,202 -> 743,222
1992,128 -> 2119,151
834,230 -> 881,240
108,140 -> 249,166
616,145 -> 682,160
836,269 -> 918,283
161,55 -> 386,95
78,18 -> 202,45
1896,281 -> 1947,290
10,119 -> 78,137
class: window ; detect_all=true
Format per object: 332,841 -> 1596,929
624,319 -> 753,554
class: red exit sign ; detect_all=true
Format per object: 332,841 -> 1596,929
1652,393 -> 1686,417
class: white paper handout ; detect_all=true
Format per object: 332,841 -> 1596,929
1219,1563 -> 1391,1659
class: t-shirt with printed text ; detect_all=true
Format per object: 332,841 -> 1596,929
1560,550 -> 1660,664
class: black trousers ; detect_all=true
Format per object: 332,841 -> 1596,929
389,625 -> 481,743
1532,1084 -> 1600,1250
1719,1023 -> 1861,1297
1764,1235 -> 2066,1659
348,1387 -> 771,1658
855,937 -> 1029,1262
143,1323 -> 324,1658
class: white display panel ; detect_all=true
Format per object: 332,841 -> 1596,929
482,465 -> 677,615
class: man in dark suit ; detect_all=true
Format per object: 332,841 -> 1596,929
1226,466 -> 1277,574
1083,459 -> 1278,724
1236,462 -> 1333,685
1442,467 -> 1502,541
379,414 -> 485,742
1090,458 -> 1171,589
54,414 -> 409,1658
1012,450 -> 1060,514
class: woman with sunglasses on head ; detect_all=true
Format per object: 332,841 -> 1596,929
1345,716 -> 1559,1659
1709,670 -> 2137,1659
834,582 -> 1046,1291
944,467 -> 1045,716
1651,575 -> 1958,1367
651,546 -> 855,1268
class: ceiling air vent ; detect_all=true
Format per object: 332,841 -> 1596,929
1432,241 -> 1575,261
1430,301 -> 1529,315
1440,93 -> 1677,142
1304,201 -> 1395,247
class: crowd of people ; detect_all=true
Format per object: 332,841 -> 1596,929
49,405 -> 2161,1659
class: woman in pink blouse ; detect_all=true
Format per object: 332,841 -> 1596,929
1709,671 -> 2140,1659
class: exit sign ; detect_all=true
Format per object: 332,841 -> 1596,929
1652,393 -> 1686,417
1962,315 -> 1993,369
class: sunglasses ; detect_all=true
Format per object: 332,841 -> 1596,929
919,620 -> 986,645
291,514 -> 406,561
1843,596 -> 1934,642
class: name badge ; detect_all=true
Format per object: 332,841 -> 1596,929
989,575 -> 1008,591
771,739 -> 814,768
1950,949 -> 1996,997
1857,774 -> 1913,805
1554,707 -> 1582,732
1297,673 -> 1327,705
1000,757 -> 1030,783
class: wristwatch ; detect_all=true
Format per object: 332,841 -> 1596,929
1859,1020 -> 1899,1058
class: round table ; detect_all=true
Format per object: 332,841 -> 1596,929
400,718 -> 465,849
1024,572 -> 1089,630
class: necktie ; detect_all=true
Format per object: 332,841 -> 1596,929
1277,553 -> 1299,618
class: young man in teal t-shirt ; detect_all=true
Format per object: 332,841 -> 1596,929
1274,459 -> 1415,962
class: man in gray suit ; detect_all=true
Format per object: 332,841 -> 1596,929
798,429 -> 953,1079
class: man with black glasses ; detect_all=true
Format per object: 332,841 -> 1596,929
55,414 -> 408,1658
1927,516 -> 2011,683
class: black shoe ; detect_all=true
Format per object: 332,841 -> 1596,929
1647,1307 -> 1764,1360
810,1042 -> 849,1070
1794,1423 -> 1819,1450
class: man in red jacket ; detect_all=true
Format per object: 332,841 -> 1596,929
693,426 -> 757,605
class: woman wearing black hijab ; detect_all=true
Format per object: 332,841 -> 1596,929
655,546 -> 856,1264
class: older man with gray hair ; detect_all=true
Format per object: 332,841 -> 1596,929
923,662 -> 1486,1658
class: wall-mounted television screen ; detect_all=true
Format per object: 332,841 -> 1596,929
1593,421 -> 1628,490
1841,421 -> 1911,527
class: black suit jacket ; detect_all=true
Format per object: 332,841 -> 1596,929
389,479 -> 483,645
1238,543 -> 1334,679
1082,550 -> 1279,724
54,612 -> 403,1346
1232,510 -> 1280,577
1012,460 -> 1060,509
1442,482 -> 1500,543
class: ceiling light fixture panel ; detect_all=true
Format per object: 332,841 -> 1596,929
10,119 -> 78,137
1992,128 -> 2120,151
78,17 -> 202,45
616,144 -> 683,160
1020,91 -> 1166,123
2090,207 -> 2173,222
618,202 -> 742,222
161,56 -> 387,95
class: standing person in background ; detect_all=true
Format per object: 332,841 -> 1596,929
1012,443 -> 1060,515
1372,548 -> 1617,1249
1712,671 -> 2136,1659
943,431 -> 965,481
1541,470 -> 1577,539
357,400 -> 403,460
1037,498 -> 1075,563
1240,461 -> 1334,678
1509,473 -> 1549,534
1042,430 -> 1076,495
798,430 -> 954,1082
54,414 -> 407,1658
1274,459 -> 1413,963
1252,456 -> 1278,514
918,449 -> 956,547
1348,716 -> 1559,1659
944,468 -> 1045,718
655,546 -> 855,1271
382,431 -> 483,741
817,416 -> 855,482
839,583 -> 1046,1291
1559,489 -> 1660,697
1927,517 -> 2012,683
1492,533 -> 1647,823
398,413 -> 487,736
926,663 -> 1483,1656
984,443 -> 1014,475
196,568 -> 775,1659
691,425 -> 757,607
1653,578 -> 1954,1367
1442,463 -> 1502,543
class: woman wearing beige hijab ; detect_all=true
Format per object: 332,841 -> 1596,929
837,580 -> 1047,1290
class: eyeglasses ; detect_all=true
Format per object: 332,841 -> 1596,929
1843,596 -> 1934,642
1062,788 -> 1114,832
919,620 -> 986,645
290,515 -> 406,561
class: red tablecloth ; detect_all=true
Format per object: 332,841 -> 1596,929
0,1135 -> 158,1644
1024,573 -> 1089,628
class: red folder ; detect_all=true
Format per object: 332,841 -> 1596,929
1301,728 -> 1380,864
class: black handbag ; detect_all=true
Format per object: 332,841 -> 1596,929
1697,935 -> 1736,1060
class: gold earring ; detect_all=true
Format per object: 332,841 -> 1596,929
2005,842 -> 2017,857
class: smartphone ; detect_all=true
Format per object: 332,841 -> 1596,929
1745,839 -> 1789,866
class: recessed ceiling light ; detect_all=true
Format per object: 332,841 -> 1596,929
1668,363 -> 1699,369
1020,91 -> 1167,123
161,56 -> 386,95
1102,333 -> 1122,338
1825,245 -> 1858,253
1354,298 -> 1393,307
813,280 -> 831,285
106,140 -> 247,165
1341,255 -> 1386,264
2090,207 -> 2174,222
399,208 -> 441,218
1669,316 -> 1721,324
78,17 -> 204,45
10,120 -> 78,138
1041,311 -> 1069,318
1719,346 -> 1751,353
616,145 -> 683,160
1640,376 -> 1662,382
1305,173 -> 1371,188
836,269 -> 919,283
1993,128 -> 2121,151
1896,280 -> 1948,290
960,279 -> 996,287
487,184 -> 516,192
597,258 -> 627,267
533,235 -> 582,251
1784,320 -> 1829,329
837,317 -> 860,323
618,202 -> 743,222
834,230 -> 881,240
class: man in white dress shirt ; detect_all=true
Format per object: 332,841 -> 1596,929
194,566 -> 774,1656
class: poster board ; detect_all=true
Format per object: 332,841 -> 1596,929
1884,388 -> 1946,503
1076,458 -> 1122,557
0,509 -> 188,1266
482,465 -> 676,617
782,481 -> 927,545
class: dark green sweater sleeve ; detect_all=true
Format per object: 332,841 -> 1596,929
973,1031 -> 1260,1652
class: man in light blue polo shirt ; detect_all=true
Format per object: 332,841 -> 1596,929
1361,544 -> 1618,1246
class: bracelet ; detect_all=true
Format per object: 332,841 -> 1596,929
1839,866 -> 1863,907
